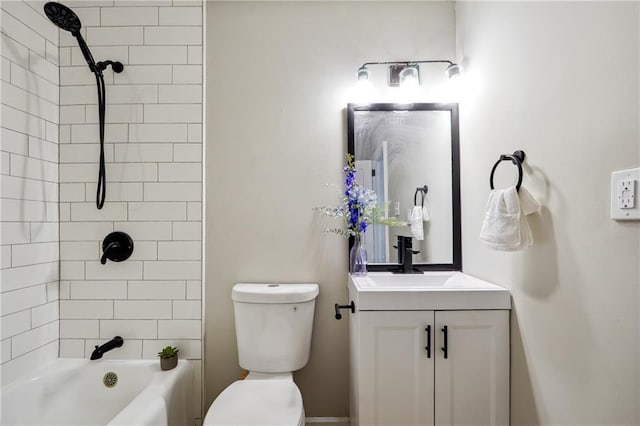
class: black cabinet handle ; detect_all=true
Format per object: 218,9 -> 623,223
425,325 -> 431,358
441,325 -> 448,359
334,301 -> 355,320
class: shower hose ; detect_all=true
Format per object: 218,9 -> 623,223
95,72 -> 106,209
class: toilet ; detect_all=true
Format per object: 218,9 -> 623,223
203,283 -> 320,426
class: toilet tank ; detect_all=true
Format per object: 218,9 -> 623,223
232,283 -> 319,373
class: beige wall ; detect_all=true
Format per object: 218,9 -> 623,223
206,1 -> 640,421
456,2 -> 640,424
205,1 -> 455,416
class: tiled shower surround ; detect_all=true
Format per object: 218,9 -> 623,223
1,0 -> 61,384
1,0 -> 203,415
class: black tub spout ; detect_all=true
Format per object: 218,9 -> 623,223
90,336 -> 124,360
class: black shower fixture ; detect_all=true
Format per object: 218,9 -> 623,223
44,2 -> 124,210
101,232 -> 134,265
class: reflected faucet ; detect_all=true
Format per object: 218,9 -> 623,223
394,236 -> 423,274
90,336 -> 124,360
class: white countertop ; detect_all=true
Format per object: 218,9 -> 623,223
349,271 -> 511,310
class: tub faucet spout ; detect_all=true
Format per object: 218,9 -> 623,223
90,336 -> 124,360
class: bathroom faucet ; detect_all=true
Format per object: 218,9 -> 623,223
394,236 -> 423,274
90,336 -> 124,360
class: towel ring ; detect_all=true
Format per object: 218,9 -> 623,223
414,185 -> 428,207
489,150 -> 526,192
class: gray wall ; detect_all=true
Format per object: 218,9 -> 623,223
205,1 -> 456,416
206,1 -> 639,422
456,2 -> 640,424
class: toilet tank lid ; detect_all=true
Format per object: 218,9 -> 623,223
232,283 -> 319,303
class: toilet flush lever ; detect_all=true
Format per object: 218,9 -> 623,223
334,301 -> 355,320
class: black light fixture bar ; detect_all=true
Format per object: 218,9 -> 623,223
357,60 -> 461,87
359,59 -> 455,67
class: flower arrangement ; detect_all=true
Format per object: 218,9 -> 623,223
316,154 -> 400,239
316,154 -> 404,274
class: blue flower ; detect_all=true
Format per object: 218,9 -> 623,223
316,154 -> 388,238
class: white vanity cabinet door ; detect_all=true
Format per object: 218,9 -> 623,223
434,310 -> 510,426
355,311 -> 435,426
351,309 -> 509,426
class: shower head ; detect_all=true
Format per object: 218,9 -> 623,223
44,2 -> 81,34
43,1 -> 124,211
43,1 -> 123,76
43,2 -> 98,72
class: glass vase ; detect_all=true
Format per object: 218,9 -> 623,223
349,233 -> 368,275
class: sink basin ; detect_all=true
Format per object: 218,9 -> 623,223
349,272 -> 511,310
356,273 -> 455,288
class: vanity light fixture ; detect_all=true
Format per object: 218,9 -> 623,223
356,60 -> 462,88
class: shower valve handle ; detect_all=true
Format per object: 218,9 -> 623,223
101,232 -> 134,265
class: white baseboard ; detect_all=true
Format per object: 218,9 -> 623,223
305,417 -> 349,424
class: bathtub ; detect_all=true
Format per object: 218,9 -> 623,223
0,358 -> 194,426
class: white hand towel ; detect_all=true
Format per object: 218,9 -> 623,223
422,199 -> 430,222
408,206 -> 424,241
479,185 -> 539,251
516,186 -> 540,249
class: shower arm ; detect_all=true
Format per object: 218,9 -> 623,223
73,32 -> 123,75
96,61 -> 124,73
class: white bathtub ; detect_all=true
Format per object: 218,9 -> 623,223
0,358 -> 193,426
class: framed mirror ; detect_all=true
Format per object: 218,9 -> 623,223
347,103 -> 461,271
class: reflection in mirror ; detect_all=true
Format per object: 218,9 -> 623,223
348,103 -> 461,271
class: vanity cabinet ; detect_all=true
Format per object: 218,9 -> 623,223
349,309 -> 509,426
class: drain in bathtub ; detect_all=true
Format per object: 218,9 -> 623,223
103,371 -> 118,388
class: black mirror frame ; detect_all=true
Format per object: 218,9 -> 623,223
347,102 -> 462,271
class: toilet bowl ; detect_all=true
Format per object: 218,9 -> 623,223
203,373 -> 304,426
203,283 -> 319,426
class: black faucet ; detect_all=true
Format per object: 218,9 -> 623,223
90,336 -> 124,360
394,236 -> 423,274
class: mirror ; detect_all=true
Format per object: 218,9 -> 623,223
347,103 -> 461,271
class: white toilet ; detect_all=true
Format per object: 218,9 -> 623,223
203,283 -> 320,426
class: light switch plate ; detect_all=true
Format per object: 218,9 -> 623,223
611,168 -> 640,220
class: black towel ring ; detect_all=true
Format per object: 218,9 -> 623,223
489,150 -> 526,192
414,185 -> 428,207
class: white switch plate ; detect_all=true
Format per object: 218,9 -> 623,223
611,167 -> 640,220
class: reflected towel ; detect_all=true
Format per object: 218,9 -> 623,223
408,206 -> 424,241
479,185 -> 539,251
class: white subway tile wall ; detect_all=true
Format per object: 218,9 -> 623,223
56,0 -> 203,419
0,1 -> 60,385
2,0 -> 203,418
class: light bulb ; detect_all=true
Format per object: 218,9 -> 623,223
399,65 -> 420,89
357,66 -> 369,82
444,63 -> 462,79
